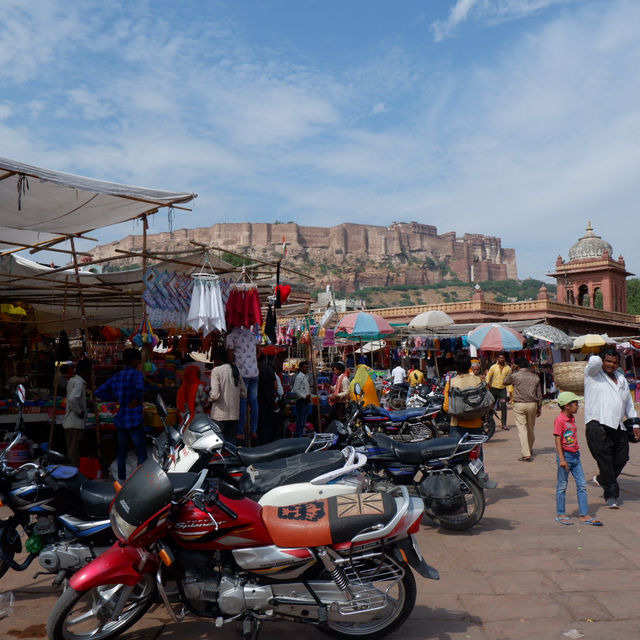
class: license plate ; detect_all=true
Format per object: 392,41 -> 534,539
468,458 -> 484,475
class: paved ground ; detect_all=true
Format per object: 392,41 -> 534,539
2,403 -> 640,640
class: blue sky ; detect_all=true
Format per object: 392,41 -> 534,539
2,0 -> 639,282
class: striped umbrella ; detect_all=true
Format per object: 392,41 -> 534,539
335,312 -> 395,341
468,323 -> 525,352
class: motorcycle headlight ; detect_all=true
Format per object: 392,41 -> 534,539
110,508 -> 137,542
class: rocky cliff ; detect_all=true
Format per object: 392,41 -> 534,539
91,221 -> 517,291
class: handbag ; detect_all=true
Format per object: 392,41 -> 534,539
448,380 -> 494,419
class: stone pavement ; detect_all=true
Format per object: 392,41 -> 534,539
2,403 -> 640,640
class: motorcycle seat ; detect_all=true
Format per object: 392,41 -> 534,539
384,408 -> 427,421
237,437 -> 311,466
239,450 -> 345,498
80,480 -> 118,519
262,491 -> 397,547
372,433 -> 459,464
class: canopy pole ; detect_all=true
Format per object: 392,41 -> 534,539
305,317 -> 322,432
69,236 -> 102,462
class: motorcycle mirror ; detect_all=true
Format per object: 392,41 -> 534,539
15,384 -> 26,407
353,382 -> 362,396
155,394 -> 168,419
167,425 -> 182,447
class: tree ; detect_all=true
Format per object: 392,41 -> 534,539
627,279 -> 640,314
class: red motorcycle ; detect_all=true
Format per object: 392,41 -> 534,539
47,459 -> 438,640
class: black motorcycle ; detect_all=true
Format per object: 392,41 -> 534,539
329,397 -> 497,531
408,383 -> 497,441
0,385 -> 116,584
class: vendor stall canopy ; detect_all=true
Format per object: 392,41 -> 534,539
0,156 -> 196,250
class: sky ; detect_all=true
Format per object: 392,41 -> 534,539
2,0 -> 639,282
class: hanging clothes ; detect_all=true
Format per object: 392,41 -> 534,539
187,275 -> 226,336
225,284 -> 262,329
264,304 -> 277,344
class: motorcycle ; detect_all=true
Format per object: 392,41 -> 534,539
356,404 -> 437,441
385,381 -> 410,411
408,383 -> 497,441
0,385 -> 116,584
329,396 -> 497,531
153,397 -> 368,505
47,458 -> 439,640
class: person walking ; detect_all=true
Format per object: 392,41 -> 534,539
176,365 -> 208,425
209,346 -> 246,443
292,360 -> 311,437
257,351 -> 277,444
95,348 -> 146,482
329,361 -> 350,422
486,353 -> 512,429
504,358 -> 542,462
62,359 -> 91,466
585,347 -> 640,508
391,360 -> 406,385
226,326 -> 259,441
553,391 -> 602,526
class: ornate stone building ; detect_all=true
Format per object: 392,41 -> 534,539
549,222 -> 632,313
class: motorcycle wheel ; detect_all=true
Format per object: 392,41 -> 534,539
321,564 -> 416,640
482,413 -> 496,441
47,573 -> 156,640
0,521 -> 22,578
387,394 -> 405,412
428,478 -> 485,532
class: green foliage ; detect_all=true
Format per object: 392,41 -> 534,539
627,279 -> 640,314
221,251 -> 246,268
477,278 -> 556,300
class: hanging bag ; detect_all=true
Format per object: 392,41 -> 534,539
448,379 -> 494,419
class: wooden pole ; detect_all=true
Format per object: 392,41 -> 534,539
305,317 -> 322,432
69,237 -> 102,461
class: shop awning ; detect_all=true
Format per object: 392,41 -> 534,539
0,156 -> 196,251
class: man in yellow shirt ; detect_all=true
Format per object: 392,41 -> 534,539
486,353 -> 511,430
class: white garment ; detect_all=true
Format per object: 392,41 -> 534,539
584,355 -> 637,429
62,374 -> 87,430
292,371 -> 311,399
392,366 -> 406,385
187,277 -> 226,336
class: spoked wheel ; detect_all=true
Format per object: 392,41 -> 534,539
427,477 -> 485,531
47,574 -> 156,640
482,413 -> 496,441
321,563 -> 416,640
387,394 -> 405,412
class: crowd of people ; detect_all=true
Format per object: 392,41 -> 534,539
53,342 -> 640,523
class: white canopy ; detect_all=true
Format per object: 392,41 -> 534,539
0,156 -> 196,250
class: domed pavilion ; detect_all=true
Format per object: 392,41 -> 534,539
550,222 -> 632,313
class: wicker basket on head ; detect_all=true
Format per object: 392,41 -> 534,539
553,361 -> 587,394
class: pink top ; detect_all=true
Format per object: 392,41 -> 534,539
553,413 -> 579,453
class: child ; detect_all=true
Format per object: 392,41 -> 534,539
554,391 -> 603,526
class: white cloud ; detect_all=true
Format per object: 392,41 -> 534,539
2,1 -> 640,282
432,0 -> 579,41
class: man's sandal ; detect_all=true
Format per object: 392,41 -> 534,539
554,516 -> 573,525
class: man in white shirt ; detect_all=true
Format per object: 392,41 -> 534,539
62,360 -> 91,466
584,348 -> 640,508
292,361 -> 311,437
391,361 -> 406,385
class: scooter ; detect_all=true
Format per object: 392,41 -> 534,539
47,458 -> 438,640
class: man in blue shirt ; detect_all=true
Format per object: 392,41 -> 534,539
96,348 -> 146,481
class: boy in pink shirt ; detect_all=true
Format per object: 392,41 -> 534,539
554,392 -> 603,526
